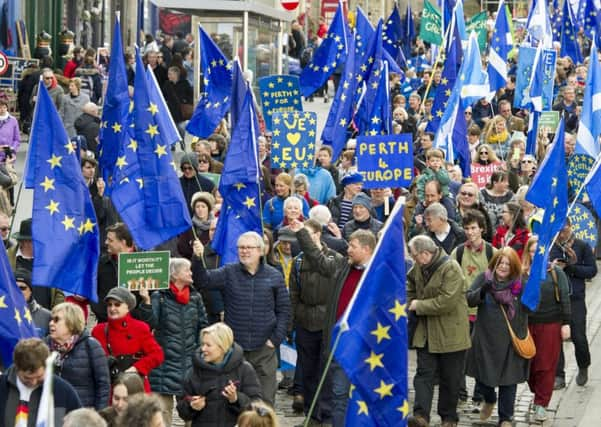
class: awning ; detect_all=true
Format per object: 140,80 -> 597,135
149,0 -> 296,22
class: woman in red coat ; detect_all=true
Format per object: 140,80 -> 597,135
492,202 -> 530,259
92,287 -> 164,392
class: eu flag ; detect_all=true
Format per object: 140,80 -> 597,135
357,61 -> 391,137
211,83 -> 263,264
559,0 -> 582,64
578,0 -> 601,42
522,119 -> 568,310
427,12 -> 463,133
300,1 -> 348,98
488,0 -> 513,92
110,49 -> 192,250
333,199 -> 409,426
321,34 -> 357,162
0,245 -> 36,366
585,157 -> 601,216
355,20 -> 385,127
186,26 -> 233,138
98,17 -> 129,187
146,67 -> 181,146
576,39 -> 601,158
24,82 -> 100,302
403,3 -> 416,58
382,3 -> 403,63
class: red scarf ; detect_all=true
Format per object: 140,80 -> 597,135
170,282 -> 190,304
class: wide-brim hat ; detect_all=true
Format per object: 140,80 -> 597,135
13,218 -> 32,241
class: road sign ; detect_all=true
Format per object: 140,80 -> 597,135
0,52 -> 8,76
281,0 -> 299,11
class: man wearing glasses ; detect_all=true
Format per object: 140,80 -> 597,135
0,212 -> 15,250
31,68 -> 64,110
179,153 -> 215,216
192,232 -> 291,406
498,100 -> 525,133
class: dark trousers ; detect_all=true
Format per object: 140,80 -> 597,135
556,297 -> 590,379
460,321 -> 483,402
245,345 -> 278,406
528,322 -> 562,406
413,348 -> 466,423
479,383 -> 517,423
296,326 -> 331,421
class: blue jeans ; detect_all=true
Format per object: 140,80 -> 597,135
329,360 -> 350,427
478,383 -> 517,423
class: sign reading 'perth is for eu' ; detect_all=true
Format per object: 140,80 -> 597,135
271,111 -> 317,169
258,75 -> 303,130
356,134 -> 414,189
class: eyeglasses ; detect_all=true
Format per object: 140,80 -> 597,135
0,227 -> 9,231
237,245 -> 260,251
479,151 -> 489,155
107,301 -> 123,308
464,111 -> 472,115
521,159 -> 534,164
50,316 -> 63,323
43,76 -> 53,80
198,159 -> 209,164
460,191 -> 476,197
181,166 -> 194,171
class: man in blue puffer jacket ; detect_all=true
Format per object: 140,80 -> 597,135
192,231 -> 291,406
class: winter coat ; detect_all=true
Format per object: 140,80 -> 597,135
45,331 -> 110,409
406,249 -> 471,353
74,112 -> 100,153
74,66 -> 102,103
492,225 -> 530,259
0,114 -> 20,159
144,286 -> 209,395
290,228 -> 345,331
91,255 -> 118,322
59,92 -> 90,137
295,167 -> 337,205
407,198 -> 458,238
527,266 -> 571,325
0,366 -> 81,427
342,217 -> 384,241
425,219 -> 467,254
550,238 -> 598,300
466,272 -> 530,387
91,313 -> 165,392
28,298 -> 51,337
176,343 -> 262,427
192,260 -> 291,351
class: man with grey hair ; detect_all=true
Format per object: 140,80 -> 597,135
407,235 -> 470,427
309,205 -> 348,255
63,408 -> 107,427
191,231 -> 291,405
424,202 -> 466,254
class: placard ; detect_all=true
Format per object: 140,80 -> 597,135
471,162 -> 502,188
271,111 -> 317,169
569,203 -> 598,249
258,75 -> 303,130
568,153 -> 596,202
356,134 -> 414,189
118,251 -> 170,291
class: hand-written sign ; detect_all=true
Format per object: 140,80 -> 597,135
118,251 -> 170,291
568,153 -> 595,202
271,111 -> 317,169
258,75 -> 303,130
569,203 -> 598,249
471,162 -> 502,188
356,134 -> 414,189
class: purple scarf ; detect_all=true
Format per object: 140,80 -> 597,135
484,270 -> 522,319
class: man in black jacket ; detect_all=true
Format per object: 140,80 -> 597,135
179,153 -> 215,216
192,231 -> 291,405
551,219 -> 598,388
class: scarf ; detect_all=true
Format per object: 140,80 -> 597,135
484,270 -> 522,319
170,282 -> 190,305
464,240 -> 484,252
192,216 -> 211,231
488,130 -> 509,144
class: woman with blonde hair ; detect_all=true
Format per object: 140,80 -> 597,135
59,77 -> 90,137
177,322 -> 262,426
237,402 -> 279,427
46,302 -> 110,409
484,115 -> 511,160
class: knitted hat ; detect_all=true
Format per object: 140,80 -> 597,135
14,268 -> 32,290
104,287 -> 136,310
341,172 -> 363,186
352,192 -> 372,210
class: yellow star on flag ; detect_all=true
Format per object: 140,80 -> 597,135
127,139 -> 138,152
371,322 -> 391,343
45,200 -> 60,215
112,122 -> 122,133
24,308 -> 33,323
234,183 -> 246,191
0,295 -> 6,308
364,351 -> 385,371
154,144 -> 167,158
146,124 -> 160,138
397,400 -> 410,418
82,218 -> 96,233
243,197 -> 256,209
389,300 -> 407,321
136,178 -> 144,189
47,154 -> 62,169
14,307 -> 21,324
64,142 -> 76,154
538,244 -> 546,255
40,176 -> 55,192
357,400 -> 369,415
553,197 -> 558,207
116,156 -> 128,169
373,380 -> 394,399
61,215 -> 75,230
147,102 -> 159,115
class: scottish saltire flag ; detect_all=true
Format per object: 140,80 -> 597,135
24,82 -> 100,302
529,45 -> 545,112
300,1 -> 348,98
459,33 -> 492,109
212,84 -> 262,264
454,0 -> 467,45
98,17 -> 129,187
322,34 -> 357,161
187,26 -> 232,138
0,245 -> 36,366
488,0 -> 513,92
526,110 -> 541,155
333,199 -> 409,427
560,0 -> 582,64
146,67 -> 181,146
110,50 -> 192,250
357,61 -> 391,136
585,157 -> 601,216
522,119 -> 568,310
525,0 -> 553,47
434,85 -> 470,177
35,352 -> 58,427
426,12 -> 463,133
575,39 -> 601,158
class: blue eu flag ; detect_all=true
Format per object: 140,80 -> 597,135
212,84 -> 263,264
522,119 -> 568,310
146,67 -> 181,146
333,199 -> 409,426
357,61 -> 391,137
187,26 -> 232,138
24,82 -> 100,302
0,245 -> 36,366
559,0 -> 582,65
300,1 -> 348,98
110,50 -> 192,250
98,17 -> 129,187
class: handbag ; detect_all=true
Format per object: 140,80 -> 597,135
500,305 -> 536,359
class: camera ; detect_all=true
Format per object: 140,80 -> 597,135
2,147 -> 12,157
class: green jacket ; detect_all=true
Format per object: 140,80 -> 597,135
407,249 -> 471,353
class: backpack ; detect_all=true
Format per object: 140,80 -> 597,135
455,242 -> 494,265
